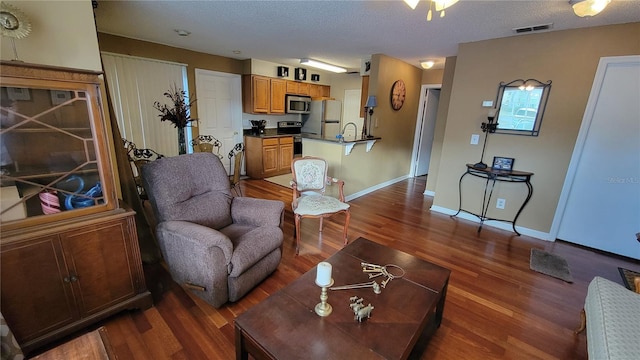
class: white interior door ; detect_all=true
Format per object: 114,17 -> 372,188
195,69 -> 242,173
342,89 -> 362,140
555,56 -> 640,259
414,88 -> 440,176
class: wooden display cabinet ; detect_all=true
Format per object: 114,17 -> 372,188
0,61 -> 152,356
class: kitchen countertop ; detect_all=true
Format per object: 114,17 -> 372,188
301,133 -> 381,144
243,129 -> 295,138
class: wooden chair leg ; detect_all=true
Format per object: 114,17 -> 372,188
319,217 -> 324,232
575,308 -> 586,334
343,210 -> 351,245
294,215 -> 301,255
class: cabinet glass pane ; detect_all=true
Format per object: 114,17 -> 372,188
1,86 -> 103,222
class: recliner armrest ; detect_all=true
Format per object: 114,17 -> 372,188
231,197 -> 285,228
157,220 -> 234,262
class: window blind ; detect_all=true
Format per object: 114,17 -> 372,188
101,52 -> 190,157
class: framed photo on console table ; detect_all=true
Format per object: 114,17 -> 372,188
492,156 -> 514,171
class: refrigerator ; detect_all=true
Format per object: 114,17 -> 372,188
301,100 -> 342,138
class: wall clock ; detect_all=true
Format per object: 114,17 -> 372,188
390,80 -> 406,110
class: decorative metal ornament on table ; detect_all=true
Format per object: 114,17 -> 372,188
330,262 -> 406,294
349,296 -> 374,322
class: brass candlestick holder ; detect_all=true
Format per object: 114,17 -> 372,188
315,278 -> 334,317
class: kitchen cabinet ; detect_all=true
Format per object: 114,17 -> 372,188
243,75 -> 269,113
309,84 -> 331,99
245,136 -> 293,179
0,61 -> 151,356
242,75 -> 286,114
270,78 -> 286,114
286,80 -> 309,96
286,80 -> 314,96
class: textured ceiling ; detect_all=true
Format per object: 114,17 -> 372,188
94,1 -> 640,71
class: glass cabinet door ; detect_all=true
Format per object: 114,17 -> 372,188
1,63 -> 116,229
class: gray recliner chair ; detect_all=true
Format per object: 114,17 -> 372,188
142,152 -> 284,308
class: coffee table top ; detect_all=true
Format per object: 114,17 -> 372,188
235,237 -> 451,359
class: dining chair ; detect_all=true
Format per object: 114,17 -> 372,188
227,142 -> 244,196
191,134 -> 222,159
123,138 -> 164,199
290,156 -> 350,254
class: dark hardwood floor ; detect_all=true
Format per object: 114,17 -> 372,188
49,176 -> 640,359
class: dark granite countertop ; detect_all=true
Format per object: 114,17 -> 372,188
243,129 -> 294,138
301,133 -> 381,144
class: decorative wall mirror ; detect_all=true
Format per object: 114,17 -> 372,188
494,79 -> 551,136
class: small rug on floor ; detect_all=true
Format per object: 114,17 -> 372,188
618,267 -> 640,292
264,173 -> 293,188
530,248 -> 573,283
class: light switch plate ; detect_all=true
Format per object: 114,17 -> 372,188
482,100 -> 494,107
471,134 -> 480,145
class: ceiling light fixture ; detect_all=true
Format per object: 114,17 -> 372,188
569,0 -> 611,17
403,0 -> 420,10
174,29 -> 191,37
420,60 -> 435,69
300,59 -> 347,73
404,0 -> 459,21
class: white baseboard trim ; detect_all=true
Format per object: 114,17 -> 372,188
423,190 -> 435,197
345,175 -> 409,202
429,205 -> 554,241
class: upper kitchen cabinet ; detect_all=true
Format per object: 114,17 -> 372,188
286,80 -> 309,96
0,61 -> 117,231
270,78 -> 286,114
310,83 -> 331,99
243,75 -> 286,115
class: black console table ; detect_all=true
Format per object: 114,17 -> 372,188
452,164 -> 534,235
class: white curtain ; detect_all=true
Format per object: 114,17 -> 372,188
101,52 -> 189,157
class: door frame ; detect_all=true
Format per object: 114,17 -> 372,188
410,84 -> 441,178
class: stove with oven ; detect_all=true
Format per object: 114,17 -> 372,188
277,121 -> 302,156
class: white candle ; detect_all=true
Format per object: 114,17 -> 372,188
316,262 -> 332,286
488,109 -> 496,118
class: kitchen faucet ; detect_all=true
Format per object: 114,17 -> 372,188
341,122 -> 358,141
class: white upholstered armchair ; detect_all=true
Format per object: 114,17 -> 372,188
291,156 -> 350,254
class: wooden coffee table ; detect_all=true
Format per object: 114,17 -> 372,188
235,237 -> 451,360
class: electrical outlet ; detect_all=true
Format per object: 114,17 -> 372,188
496,198 -> 506,209
471,134 -> 480,145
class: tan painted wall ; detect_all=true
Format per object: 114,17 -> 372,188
432,22 -> 640,235
366,54 -> 423,179
0,1 -> 101,70
421,69 -> 444,85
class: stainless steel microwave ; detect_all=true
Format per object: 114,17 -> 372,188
286,95 -> 311,114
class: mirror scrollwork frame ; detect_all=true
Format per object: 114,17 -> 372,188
494,79 -> 552,136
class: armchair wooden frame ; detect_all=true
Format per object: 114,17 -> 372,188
291,156 -> 350,254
